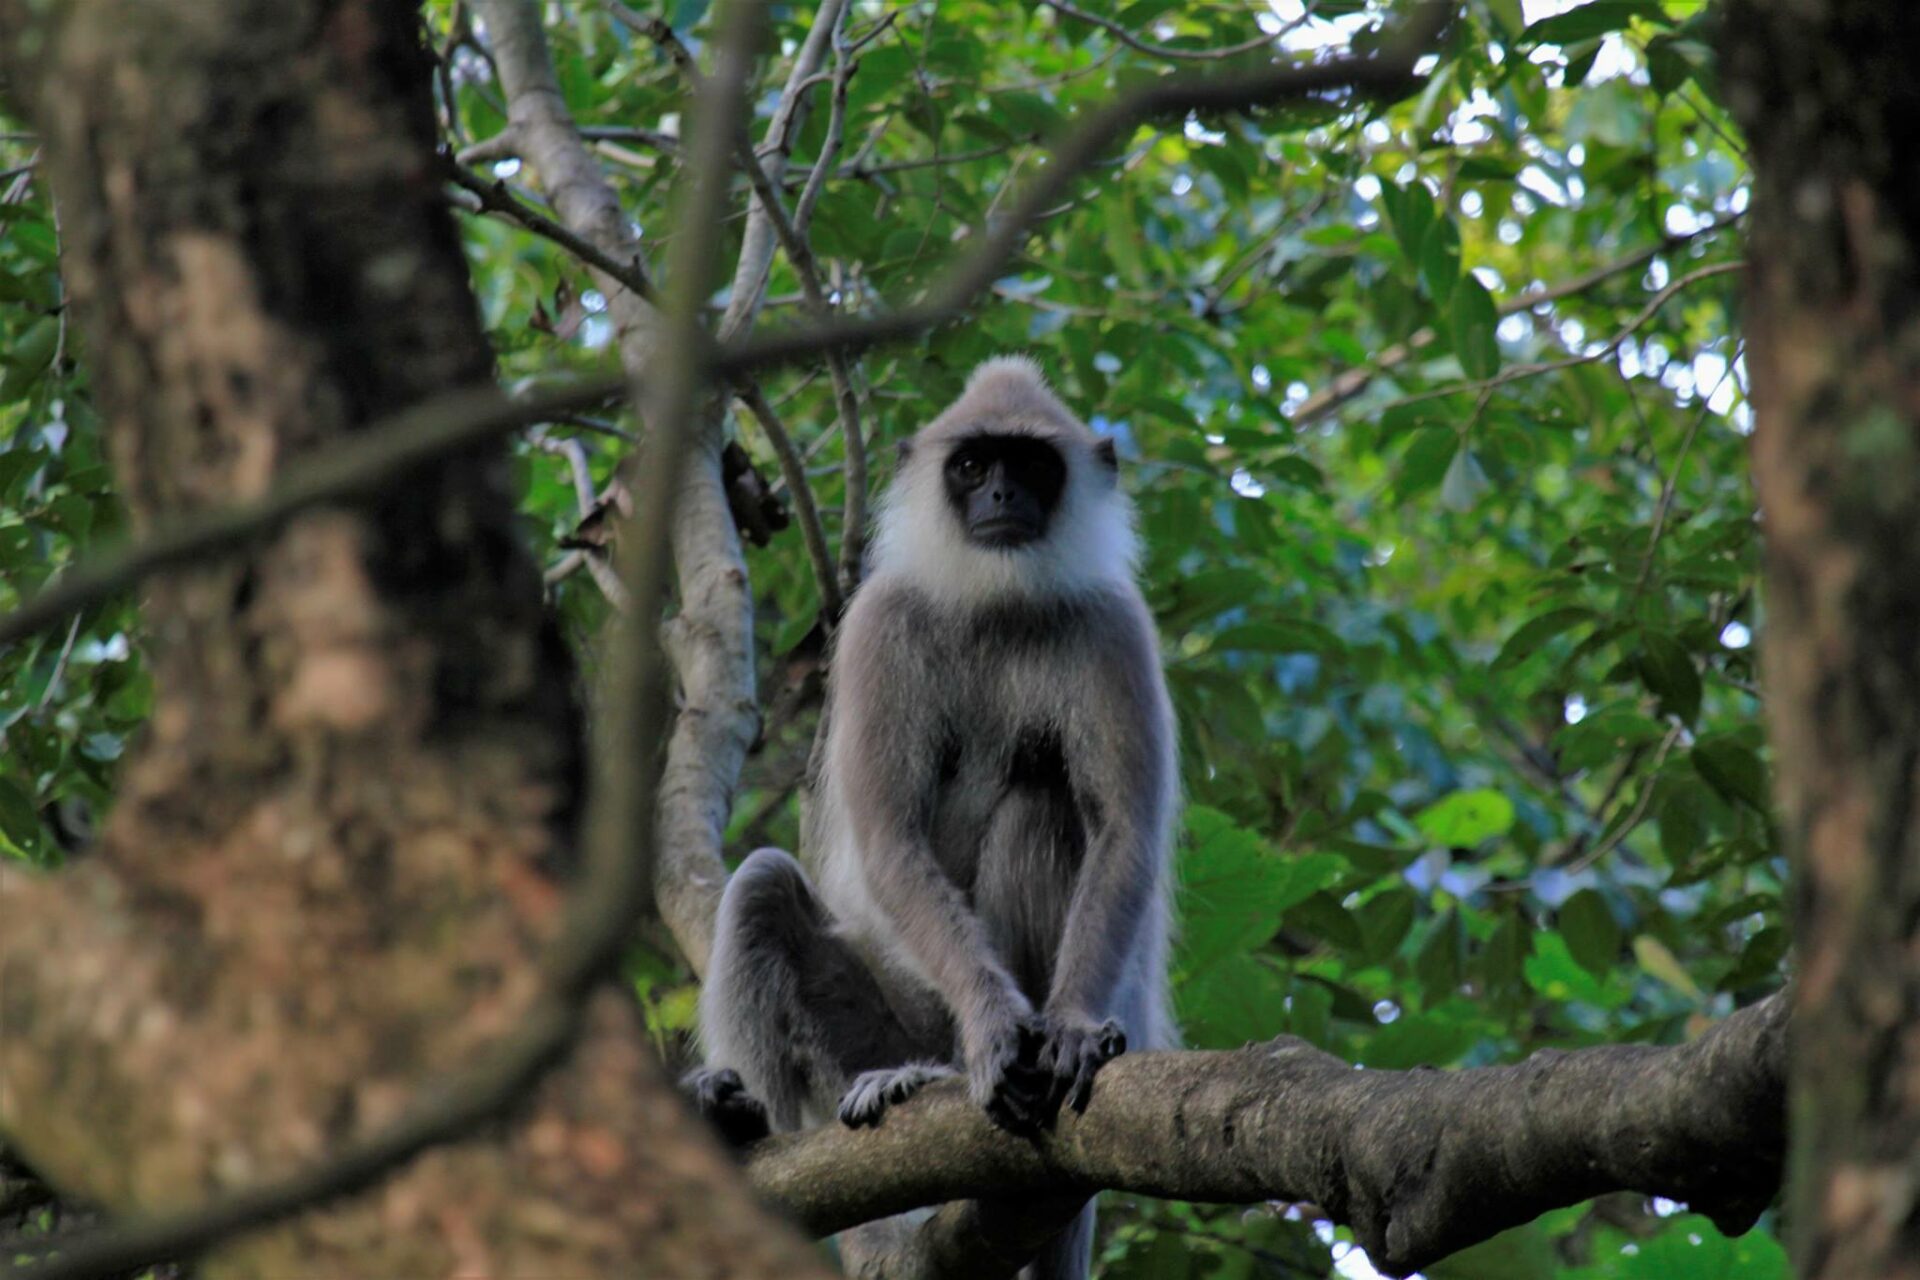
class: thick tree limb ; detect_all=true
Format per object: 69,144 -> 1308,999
747,994 -> 1788,1279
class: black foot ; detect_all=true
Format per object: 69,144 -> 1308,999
683,1066 -> 772,1146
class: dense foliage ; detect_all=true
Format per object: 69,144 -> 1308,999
0,0 -> 1780,1275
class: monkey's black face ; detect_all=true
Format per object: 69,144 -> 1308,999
943,434 -> 1068,549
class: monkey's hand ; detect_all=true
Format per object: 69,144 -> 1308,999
1036,1013 -> 1127,1117
967,1008 -> 1058,1136
968,1010 -> 1126,1134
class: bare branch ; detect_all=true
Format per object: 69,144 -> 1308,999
711,0 -> 849,341
727,115 -> 872,590
445,159 -> 655,301
747,995 -> 1788,1280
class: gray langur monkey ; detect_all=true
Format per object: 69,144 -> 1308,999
688,356 -> 1177,1279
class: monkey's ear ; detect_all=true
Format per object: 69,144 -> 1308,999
1094,438 -> 1118,471
896,439 -> 914,464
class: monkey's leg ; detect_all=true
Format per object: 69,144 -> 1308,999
697,847 -> 937,1133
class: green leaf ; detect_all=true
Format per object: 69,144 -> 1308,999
1439,446 -> 1490,512
1211,619 -> 1346,657
1633,934 -> 1705,1002
1449,275 -> 1501,380
1524,932 -> 1615,1007
1493,606 -> 1597,670
1284,890 -> 1365,950
1415,909 -> 1465,1002
1521,0 -> 1668,46
1559,888 -> 1621,978
1175,807 -> 1344,976
1418,214 -> 1462,303
1415,788 -> 1515,846
1359,1007 -> 1483,1070
1482,910 -> 1529,995
1397,428 -> 1459,501
0,316 -> 59,399
1638,630 -> 1702,725
1358,887 -> 1417,960
1658,777 -> 1712,864
0,775 -> 43,855
1692,737 -> 1770,813
1176,951 -> 1291,1048
1380,180 -> 1436,268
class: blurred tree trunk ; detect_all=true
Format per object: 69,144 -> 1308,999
1724,4 -> 1920,1276
0,1 -> 820,1275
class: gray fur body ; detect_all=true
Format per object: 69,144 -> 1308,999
697,359 -> 1177,1280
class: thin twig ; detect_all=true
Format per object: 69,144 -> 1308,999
1370,261 -> 1742,417
793,21 -> 858,235
444,158 -> 655,301
729,122 -> 871,589
735,381 -> 844,620
1291,209 -> 1746,424
537,433 -> 599,514
32,615 -> 81,713
1630,361 -> 1736,603
1558,725 -> 1686,878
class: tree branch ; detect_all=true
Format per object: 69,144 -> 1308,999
746,994 -> 1788,1279
1042,0 -> 1295,62
1372,260 -> 1741,416
444,159 -> 655,300
711,1 -> 1455,381
1290,210 -> 1745,426
0,378 -> 622,650
735,380 -> 844,620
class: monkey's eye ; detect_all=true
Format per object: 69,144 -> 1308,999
951,453 -> 986,485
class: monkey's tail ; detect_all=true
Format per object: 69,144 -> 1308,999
1021,1202 -> 1095,1280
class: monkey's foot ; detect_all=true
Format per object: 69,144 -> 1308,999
838,1062 -> 957,1128
683,1066 -> 772,1146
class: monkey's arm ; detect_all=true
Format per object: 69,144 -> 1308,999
1047,621 -> 1174,1027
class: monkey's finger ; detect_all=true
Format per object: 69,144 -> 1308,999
1067,1054 -> 1103,1114
1096,1022 -> 1127,1061
989,1092 -> 1040,1136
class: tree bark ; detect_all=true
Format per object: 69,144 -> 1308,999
0,2 -> 819,1275
1723,5 -> 1920,1277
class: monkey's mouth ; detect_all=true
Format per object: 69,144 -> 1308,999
970,517 -> 1043,548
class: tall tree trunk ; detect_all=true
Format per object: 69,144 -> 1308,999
0,2 -> 820,1275
1724,5 -> 1920,1276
